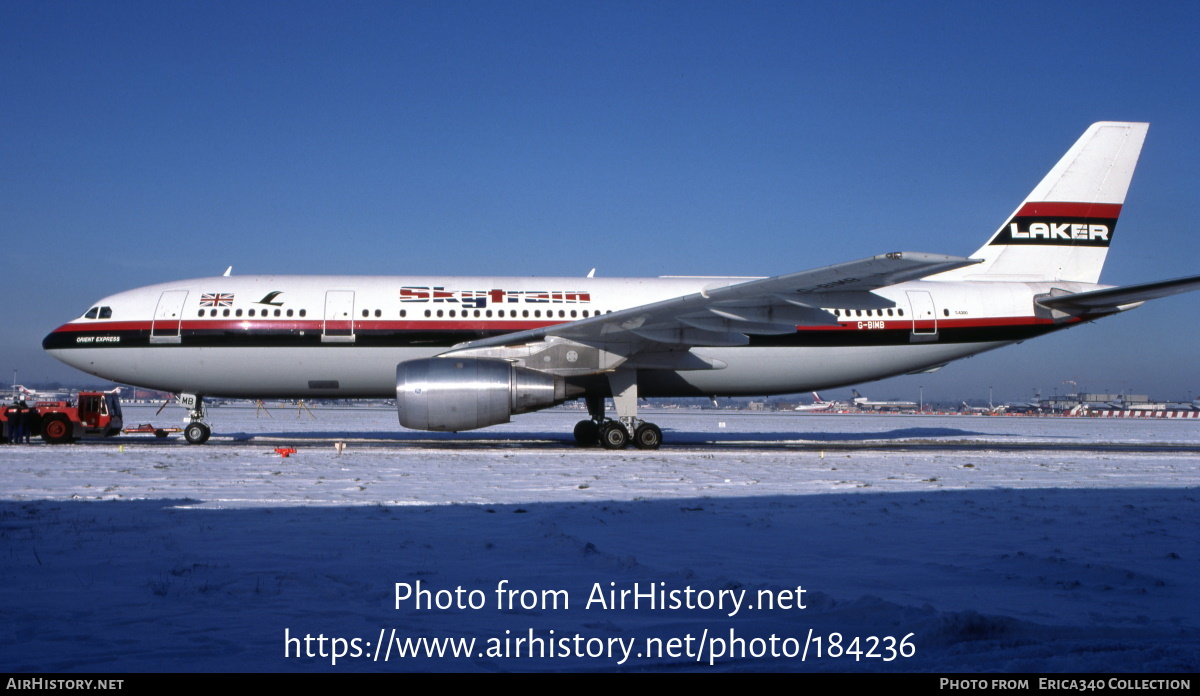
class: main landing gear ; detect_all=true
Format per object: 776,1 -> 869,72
573,371 -> 663,450
180,394 -> 211,445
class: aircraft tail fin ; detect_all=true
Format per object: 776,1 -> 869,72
937,122 -> 1148,284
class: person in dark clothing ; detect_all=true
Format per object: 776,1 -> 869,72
9,400 -> 28,445
24,405 -> 40,443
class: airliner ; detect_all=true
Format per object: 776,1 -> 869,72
793,393 -> 837,412
850,390 -> 918,411
43,122 -> 1200,448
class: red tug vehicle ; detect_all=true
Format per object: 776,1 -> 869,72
2,391 -> 124,444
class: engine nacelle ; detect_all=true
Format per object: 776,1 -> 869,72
395,357 -> 571,432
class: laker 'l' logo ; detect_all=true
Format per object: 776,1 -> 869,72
256,291 -> 285,306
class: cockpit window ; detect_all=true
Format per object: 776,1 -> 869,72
99,306 -> 112,319
84,307 -> 99,319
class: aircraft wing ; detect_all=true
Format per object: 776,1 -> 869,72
444,252 -> 978,362
1037,274 -> 1200,311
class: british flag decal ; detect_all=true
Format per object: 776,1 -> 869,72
200,293 -> 235,307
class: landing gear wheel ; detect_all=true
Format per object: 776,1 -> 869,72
573,420 -> 599,447
184,422 -> 211,445
599,422 -> 629,450
41,416 -> 73,444
633,423 -> 662,450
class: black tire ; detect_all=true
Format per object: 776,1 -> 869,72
573,420 -> 599,447
599,422 -> 629,450
633,423 -> 663,450
184,422 -> 211,445
41,416 -> 74,444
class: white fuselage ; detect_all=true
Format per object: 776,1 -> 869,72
44,274 -> 1106,399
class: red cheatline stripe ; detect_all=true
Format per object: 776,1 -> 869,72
50,321 -> 149,333
50,320 -> 568,333
53,315 -> 1080,335
805,315 -> 1073,331
1015,202 -> 1122,218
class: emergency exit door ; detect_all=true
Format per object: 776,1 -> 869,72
323,290 -> 355,342
905,290 -> 938,339
150,290 -> 188,343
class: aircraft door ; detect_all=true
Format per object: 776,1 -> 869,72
905,290 -> 938,340
323,290 -> 355,342
150,290 -> 188,343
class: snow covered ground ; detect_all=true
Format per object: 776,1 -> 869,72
1,407 -> 1197,672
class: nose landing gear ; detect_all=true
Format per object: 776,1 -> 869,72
180,394 -> 211,445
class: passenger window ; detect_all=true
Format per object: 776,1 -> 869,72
375,309 -> 381,318
299,309 -> 306,317
286,309 -> 294,317
236,309 -> 243,317
274,309 -> 281,317
223,309 -> 230,317
399,309 -> 406,318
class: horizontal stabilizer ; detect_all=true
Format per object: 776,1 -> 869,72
1037,274 -> 1200,311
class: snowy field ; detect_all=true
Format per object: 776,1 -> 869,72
1,406 -> 1197,672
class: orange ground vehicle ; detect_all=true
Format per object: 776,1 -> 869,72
1,392 -> 125,444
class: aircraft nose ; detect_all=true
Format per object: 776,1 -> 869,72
43,324 -> 67,351
43,323 -> 80,364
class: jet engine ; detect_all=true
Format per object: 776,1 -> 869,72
395,357 -> 573,431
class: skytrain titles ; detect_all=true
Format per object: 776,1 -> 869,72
400,287 -> 592,309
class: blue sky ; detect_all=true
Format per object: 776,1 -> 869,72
3,0 -> 1198,402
